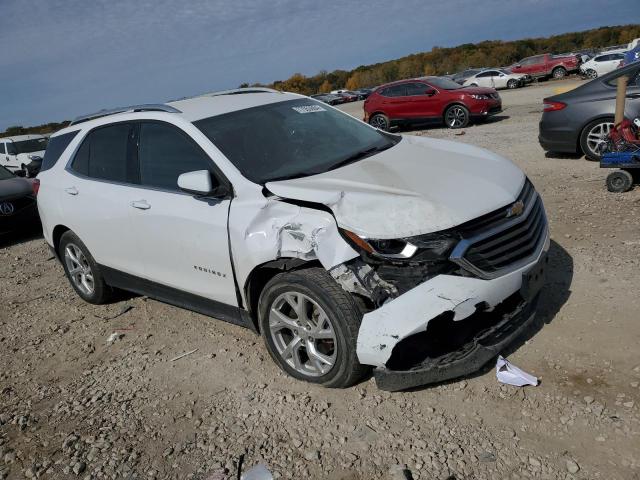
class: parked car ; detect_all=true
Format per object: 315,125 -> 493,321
463,69 -> 527,89
310,93 -> 343,105
509,53 -> 581,80
580,53 -> 626,79
539,61 -> 640,161
364,77 -> 502,130
449,68 -> 484,85
0,165 -> 40,236
0,134 -> 48,176
352,88 -> 373,100
37,89 -> 548,391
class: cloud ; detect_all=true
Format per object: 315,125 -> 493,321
0,0 -> 635,129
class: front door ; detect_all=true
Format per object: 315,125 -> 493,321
127,121 -> 238,307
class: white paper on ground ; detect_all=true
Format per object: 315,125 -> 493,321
496,355 -> 538,387
241,464 -> 273,480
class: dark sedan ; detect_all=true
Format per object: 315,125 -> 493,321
539,61 -> 640,160
0,166 -> 40,236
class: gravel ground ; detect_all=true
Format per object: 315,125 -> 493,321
1,78 -> 639,480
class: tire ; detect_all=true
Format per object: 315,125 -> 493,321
58,231 -> 113,304
606,170 -> 633,193
580,118 -> 614,161
369,113 -> 389,131
21,164 -> 29,178
507,79 -> 518,89
552,67 -> 567,79
444,104 -> 470,129
585,69 -> 598,79
469,83 -> 478,87
258,267 -> 369,388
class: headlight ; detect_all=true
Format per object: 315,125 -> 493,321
341,230 -> 457,261
471,94 -> 490,100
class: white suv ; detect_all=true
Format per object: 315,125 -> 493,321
38,88 -> 549,391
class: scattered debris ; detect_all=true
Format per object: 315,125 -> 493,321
106,332 -> 124,344
97,304 -> 134,321
496,355 -> 538,386
388,464 -> 413,480
241,464 -> 273,480
170,349 -> 198,362
454,130 -> 466,136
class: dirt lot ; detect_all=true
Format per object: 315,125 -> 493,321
1,79 -> 639,480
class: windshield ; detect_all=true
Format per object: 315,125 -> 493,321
424,77 -> 463,90
10,137 -> 48,155
194,99 -> 398,184
0,166 -> 14,180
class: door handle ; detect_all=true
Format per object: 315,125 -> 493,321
65,187 -> 78,196
130,200 -> 151,210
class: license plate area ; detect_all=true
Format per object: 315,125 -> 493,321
520,253 -> 547,301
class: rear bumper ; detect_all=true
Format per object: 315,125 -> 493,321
538,116 -> 579,153
0,202 -> 40,235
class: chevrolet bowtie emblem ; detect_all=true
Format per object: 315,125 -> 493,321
506,200 -> 525,218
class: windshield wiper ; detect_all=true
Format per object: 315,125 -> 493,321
328,143 -> 395,171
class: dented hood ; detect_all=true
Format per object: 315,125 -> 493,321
266,135 -> 525,239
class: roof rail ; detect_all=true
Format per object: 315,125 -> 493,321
69,104 -> 181,126
206,87 -> 281,97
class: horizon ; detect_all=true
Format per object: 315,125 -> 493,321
0,0 -> 638,131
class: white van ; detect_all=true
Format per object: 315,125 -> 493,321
0,134 -> 48,174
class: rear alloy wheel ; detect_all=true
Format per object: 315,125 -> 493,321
444,104 -> 470,129
585,69 -> 598,79
369,113 -> 389,131
507,79 -> 518,89
258,268 -> 368,388
580,118 -> 614,161
552,67 -> 567,79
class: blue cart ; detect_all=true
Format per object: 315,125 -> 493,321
600,151 -> 640,192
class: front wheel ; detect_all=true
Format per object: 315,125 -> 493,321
507,79 -> 518,89
444,104 -> 470,129
369,113 -> 389,131
552,67 -> 567,79
258,268 -> 369,388
585,69 -> 598,79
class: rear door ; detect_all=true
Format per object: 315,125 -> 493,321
59,122 -> 145,276
126,121 -> 238,306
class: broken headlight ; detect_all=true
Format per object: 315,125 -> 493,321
342,230 -> 458,262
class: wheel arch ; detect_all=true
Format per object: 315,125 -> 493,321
52,224 -> 71,258
244,258 -> 322,331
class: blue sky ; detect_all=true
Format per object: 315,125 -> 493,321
0,0 -> 636,130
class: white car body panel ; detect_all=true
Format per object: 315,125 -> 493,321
357,232 -> 549,367
463,71 -> 525,90
267,135 -> 524,239
0,134 -> 47,171
580,54 -> 624,77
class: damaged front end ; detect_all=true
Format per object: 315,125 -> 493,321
331,179 -> 550,391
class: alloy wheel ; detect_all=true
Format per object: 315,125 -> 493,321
445,106 -> 467,128
586,121 -> 614,157
64,243 -> 95,296
370,115 -> 388,130
268,292 -> 337,377
586,69 -> 598,79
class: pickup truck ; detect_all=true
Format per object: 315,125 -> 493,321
509,53 -> 580,80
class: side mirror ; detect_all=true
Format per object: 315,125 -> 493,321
178,170 -> 229,198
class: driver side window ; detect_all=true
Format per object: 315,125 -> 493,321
138,122 -> 217,192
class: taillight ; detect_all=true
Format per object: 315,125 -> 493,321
543,100 -> 566,112
32,179 -> 40,196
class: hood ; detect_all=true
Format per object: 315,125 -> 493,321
266,136 -> 525,239
16,151 -> 45,163
459,86 -> 497,95
0,177 -> 33,201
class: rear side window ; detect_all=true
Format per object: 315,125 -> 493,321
405,83 -> 430,96
0,143 -> 5,154
41,130 -> 79,172
71,123 -> 135,183
138,122 -> 213,191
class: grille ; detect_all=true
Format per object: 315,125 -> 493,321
451,180 -> 547,278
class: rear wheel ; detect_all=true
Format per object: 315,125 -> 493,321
369,113 -> 389,131
59,231 -> 113,304
580,118 -> 614,161
606,170 -> 633,193
444,104 -> 470,129
552,67 -> 567,79
258,268 -> 368,388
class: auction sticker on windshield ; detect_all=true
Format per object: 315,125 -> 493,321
292,105 -> 326,113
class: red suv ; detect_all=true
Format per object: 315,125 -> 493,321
364,77 -> 502,130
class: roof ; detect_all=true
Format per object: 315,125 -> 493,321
0,134 -> 48,142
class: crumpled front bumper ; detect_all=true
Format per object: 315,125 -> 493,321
356,233 -> 549,391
